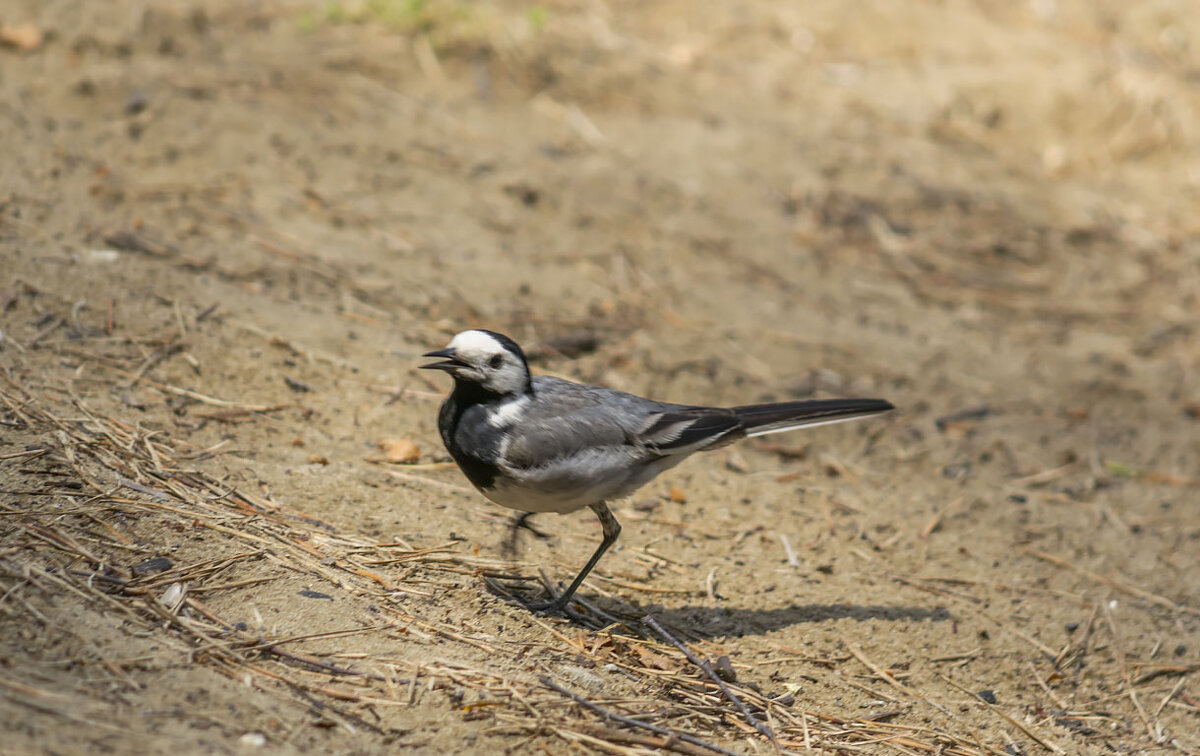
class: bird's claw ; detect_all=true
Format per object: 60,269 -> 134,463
510,513 -> 551,540
502,512 -> 551,557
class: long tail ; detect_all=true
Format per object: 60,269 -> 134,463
733,398 -> 894,438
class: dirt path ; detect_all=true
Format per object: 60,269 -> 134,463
2,1 -> 1198,753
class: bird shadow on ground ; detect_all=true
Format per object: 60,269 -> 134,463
642,602 -> 954,639
492,579 -> 952,637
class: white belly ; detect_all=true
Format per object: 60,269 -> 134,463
480,478 -> 607,514
478,451 -> 689,514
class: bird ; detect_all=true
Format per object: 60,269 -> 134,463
422,329 -> 894,614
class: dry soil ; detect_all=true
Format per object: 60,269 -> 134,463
1,1 -> 1198,754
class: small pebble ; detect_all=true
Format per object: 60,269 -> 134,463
125,91 -> 148,115
561,665 -> 604,693
132,556 -> 172,576
713,655 -> 737,683
238,732 -> 266,748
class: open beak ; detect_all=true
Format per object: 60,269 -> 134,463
420,347 -> 464,371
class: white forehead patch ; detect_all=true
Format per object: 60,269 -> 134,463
448,330 -> 505,359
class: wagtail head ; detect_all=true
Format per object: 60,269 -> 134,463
421,329 -> 532,396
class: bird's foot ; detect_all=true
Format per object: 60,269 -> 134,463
501,512 -> 551,558
511,571 -> 588,618
509,512 -> 551,540
521,599 -> 564,614
519,594 -> 591,622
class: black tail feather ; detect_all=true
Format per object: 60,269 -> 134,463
733,398 -> 894,436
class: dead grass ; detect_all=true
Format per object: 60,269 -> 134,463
3,343 -> 1195,753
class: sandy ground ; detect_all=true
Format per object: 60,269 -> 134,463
2,1 -> 1199,754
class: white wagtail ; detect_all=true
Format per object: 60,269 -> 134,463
422,329 -> 894,613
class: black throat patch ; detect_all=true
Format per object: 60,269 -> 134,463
437,379 -> 507,490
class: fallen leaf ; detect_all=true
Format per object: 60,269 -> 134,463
668,485 -> 686,503
1142,470 -> 1197,486
378,438 -> 420,464
633,646 -> 675,671
0,23 -> 43,52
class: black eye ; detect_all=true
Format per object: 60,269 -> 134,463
488,354 -> 503,369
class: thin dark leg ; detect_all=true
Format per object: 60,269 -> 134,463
527,502 -> 621,613
503,512 -> 550,557
512,512 -> 551,539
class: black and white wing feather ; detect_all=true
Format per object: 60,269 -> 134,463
635,397 -> 894,455
732,398 -> 896,438
503,377 -> 893,468
457,376 -> 893,513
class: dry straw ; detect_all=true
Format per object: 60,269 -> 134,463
1,365 -> 1190,753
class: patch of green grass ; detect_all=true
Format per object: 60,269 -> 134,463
298,0 -> 484,36
526,6 -> 547,33
295,0 -> 548,59
364,0 -> 427,28
326,0 -> 354,23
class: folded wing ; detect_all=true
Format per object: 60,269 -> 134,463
505,377 -> 893,470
